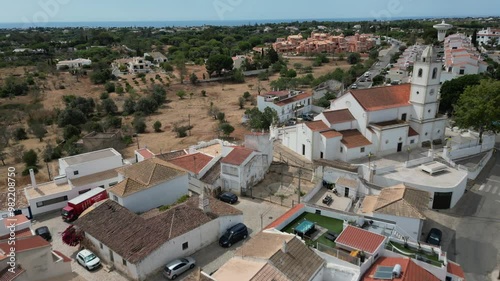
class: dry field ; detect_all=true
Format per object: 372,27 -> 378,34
0,60 -> 351,190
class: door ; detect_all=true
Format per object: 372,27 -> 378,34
401,113 -> 407,121
432,192 -> 452,209
109,250 -> 114,262
344,188 -> 349,197
397,142 -> 403,152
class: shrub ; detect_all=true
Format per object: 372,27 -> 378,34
153,120 -> 162,132
104,82 -> 115,93
176,195 -> 190,204
13,128 -> 28,141
100,92 -> 109,100
133,117 -> 146,134
22,149 -> 38,167
243,91 -> 251,101
22,166 -> 39,176
176,90 -> 186,99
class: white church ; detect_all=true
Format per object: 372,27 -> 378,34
273,45 -> 448,162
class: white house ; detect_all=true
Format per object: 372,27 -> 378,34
257,90 -> 313,123
56,58 -> 91,70
358,185 -> 430,242
128,57 -> 152,74
22,148 -> 124,217
0,235 -> 72,281
144,52 -> 168,64
273,45 -> 447,162
441,33 -> 488,82
75,196 -> 243,281
108,158 -> 189,213
475,27 -> 500,46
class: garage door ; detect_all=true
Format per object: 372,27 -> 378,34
433,192 -> 452,209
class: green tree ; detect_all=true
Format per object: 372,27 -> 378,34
151,84 -> 167,105
133,117 -> 146,134
58,108 -> 87,127
190,73 -> 198,84
153,120 -> 162,132
123,98 -> 136,115
161,62 -> 174,72
29,122 -> 47,142
243,91 -> 251,101
453,80 -> 500,143
369,49 -> 379,60
347,53 -> 361,65
177,90 -> 187,99
238,97 -> 245,109
63,125 -> 81,140
232,69 -> 245,83
23,149 -> 38,167
245,107 -> 278,130
105,82 -> 115,93
206,54 -> 233,77
216,112 -> 226,123
440,74 -> 482,114
267,48 -> 279,64
219,123 -> 235,138
135,97 -> 158,115
102,98 -> 118,115
471,29 -> 478,48
372,75 -> 385,86
13,128 -> 28,141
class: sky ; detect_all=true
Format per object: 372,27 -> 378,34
1,0 -> 499,23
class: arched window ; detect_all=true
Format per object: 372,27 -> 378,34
417,69 -> 423,78
432,68 -> 438,79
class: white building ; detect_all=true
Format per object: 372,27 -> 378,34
476,27 -> 500,46
128,57 -> 152,74
144,52 -> 168,64
108,158 -> 189,214
75,196 -> 243,281
0,235 -> 72,281
442,33 -> 488,82
56,58 -> 91,70
273,46 -> 447,162
22,148 -> 124,217
257,90 -> 313,123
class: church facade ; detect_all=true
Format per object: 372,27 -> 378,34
273,46 -> 448,162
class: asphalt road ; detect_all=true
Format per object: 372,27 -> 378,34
446,144 -> 500,281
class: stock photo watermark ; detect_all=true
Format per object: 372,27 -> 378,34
6,166 -> 17,273
213,0 -> 243,20
22,0 -> 71,28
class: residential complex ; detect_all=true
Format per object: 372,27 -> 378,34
441,33 -> 488,82
272,32 -> 376,54
475,27 -> 500,46
56,58 -> 92,70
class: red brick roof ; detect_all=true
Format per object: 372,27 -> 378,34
168,152 -> 213,174
221,147 -> 254,166
321,130 -> 343,139
265,204 -> 305,229
362,257 -> 439,281
447,261 -> 465,278
323,109 -> 355,124
137,148 -> 155,160
340,130 -> 372,148
350,84 -> 411,111
335,225 -> 386,254
305,120 -> 329,131
0,265 -> 25,281
408,127 -> 419,137
0,236 -> 50,260
275,92 -> 312,106
0,228 -> 33,240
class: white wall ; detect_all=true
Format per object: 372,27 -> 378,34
330,94 -> 367,132
373,213 -> 423,241
17,246 -> 72,281
218,215 -> 244,237
118,174 -> 189,213
241,154 -> 268,192
59,151 -> 123,180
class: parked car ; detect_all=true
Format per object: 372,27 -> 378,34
426,228 -> 442,246
219,223 -> 248,247
35,226 -> 52,241
218,192 -> 238,204
76,249 -> 101,271
163,257 -> 196,280
351,83 -> 358,89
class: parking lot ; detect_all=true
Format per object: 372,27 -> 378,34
34,197 -> 289,281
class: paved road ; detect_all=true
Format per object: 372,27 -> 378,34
446,149 -> 500,281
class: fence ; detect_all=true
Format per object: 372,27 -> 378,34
316,243 -> 360,266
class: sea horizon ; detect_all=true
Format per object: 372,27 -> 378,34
0,16 -> 477,29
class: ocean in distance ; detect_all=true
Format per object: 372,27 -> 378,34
0,17 -> 428,29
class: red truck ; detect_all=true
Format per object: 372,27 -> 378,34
61,188 -> 108,222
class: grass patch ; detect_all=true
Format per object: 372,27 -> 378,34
281,212 -> 343,248
159,194 -> 190,212
388,241 -> 441,264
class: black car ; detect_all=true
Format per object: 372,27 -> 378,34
35,226 -> 52,241
218,192 -> 238,204
426,228 -> 442,246
219,223 -> 248,247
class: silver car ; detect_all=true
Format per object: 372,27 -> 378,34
163,257 -> 196,280
76,249 -> 101,271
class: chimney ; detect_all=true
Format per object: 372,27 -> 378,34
281,240 -> 287,253
198,193 -> 211,213
29,169 -> 37,188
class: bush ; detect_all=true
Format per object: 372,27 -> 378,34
243,91 -> 251,101
100,92 -> 109,100
176,90 -> 186,99
153,120 -> 162,132
201,90 -> 207,97
116,84 -> 124,95
238,97 -> 245,109
22,149 -> 38,167
13,128 -> 28,141
133,117 -> 146,133
173,125 -> 192,138
63,124 -> 81,140
176,195 -> 190,204
105,82 -> 115,93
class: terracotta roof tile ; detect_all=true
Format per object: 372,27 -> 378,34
199,159 -> 222,184
168,153 -> 213,174
350,84 -> 411,111
362,257 -> 439,281
340,130 -> 372,148
0,228 -> 33,240
305,121 -> 329,132
323,109 -> 356,124
362,185 -> 429,219
0,265 -> 25,281
221,147 -> 254,166
0,236 -> 50,260
447,261 -> 465,278
335,225 -> 386,254
156,150 -> 188,161
75,196 -> 239,264
408,127 -> 419,137
252,263 -> 291,281
137,148 -> 155,160
275,92 -> 312,106
321,130 -> 342,139
265,203 -> 305,229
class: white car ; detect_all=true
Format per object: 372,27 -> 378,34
163,257 -> 196,280
76,249 -> 101,271
351,83 -> 358,89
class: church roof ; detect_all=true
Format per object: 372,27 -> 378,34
323,109 -> 356,125
350,84 -> 411,111
340,129 -> 372,148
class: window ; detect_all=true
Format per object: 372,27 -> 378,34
35,196 -> 68,208
308,99 -> 310,105
78,189 -> 91,195
410,139 -> 415,144
401,113 -> 407,121
182,242 -> 189,250
340,147 -> 343,153
459,69 -> 465,75
432,68 -> 438,79
112,195 -> 118,201
122,259 -> 127,266
100,242 -> 103,249
73,170 -> 79,176
429,89 -> 435,96
109,181 -> 118,187
320,152 -> 324,159
302,144 -> 306,155
417,69 -> 423,77
360,147 -> 365,153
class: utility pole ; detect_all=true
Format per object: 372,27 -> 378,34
136,134 -> 140,149
46,162 -> 52,181
297,168 -> 302,204
280,153 -> 284,189
188,114 -> 191,136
